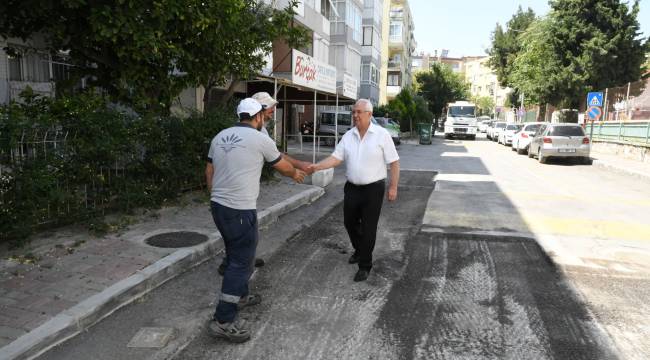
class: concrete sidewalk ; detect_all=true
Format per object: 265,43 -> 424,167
591,150 -> 650,182
0,179 -> 324,360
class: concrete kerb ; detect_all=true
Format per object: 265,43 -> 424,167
591,158 -> 650,183
0,186 -> 325,360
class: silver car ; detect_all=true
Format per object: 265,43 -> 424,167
528,123 -> 592,164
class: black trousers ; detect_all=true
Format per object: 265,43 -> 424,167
343,180 -> 385,270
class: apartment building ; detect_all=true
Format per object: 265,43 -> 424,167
463,56 -> 508,108
0,36 -> 76,104
359,0 -> 383,105
410,52 -> 509,109
379,0 -> 416,104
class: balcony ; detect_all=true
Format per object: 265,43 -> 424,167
387,61 -> 402,70
387,85 -> 401,98
388,36 -> 404,49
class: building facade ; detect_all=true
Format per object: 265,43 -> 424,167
359,0 -> 383,105
379,0 -> 416,104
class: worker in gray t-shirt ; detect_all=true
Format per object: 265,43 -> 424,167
205,98 -> 306,343
217,92 -> 313,276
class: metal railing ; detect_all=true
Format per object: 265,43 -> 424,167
588,120 -> 650,145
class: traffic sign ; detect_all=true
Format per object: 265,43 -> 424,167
587,92 -> 603,107
586,105 -> 602,121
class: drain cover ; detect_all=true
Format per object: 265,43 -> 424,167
127,327 -> 174,348
145,231 -> 208,248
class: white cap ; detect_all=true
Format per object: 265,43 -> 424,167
237,98 -> 262,120
252,92 -> 278,109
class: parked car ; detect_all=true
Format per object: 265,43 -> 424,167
485,120 -> 496,139
512,122 -> 546,155
490,122 -> 507,142
478,116 -> 492,132
498,124 -> 523,145
317,110 -> 352,146
477,116 -> 491,132
373,117 -> 401,145
528,123 -> 592,164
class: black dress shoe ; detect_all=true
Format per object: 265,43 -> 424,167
354,269 -> 369,282
254,258 -> 265,267
348,254 -> 360,264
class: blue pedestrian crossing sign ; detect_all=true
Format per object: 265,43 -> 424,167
587,92 -> 603,107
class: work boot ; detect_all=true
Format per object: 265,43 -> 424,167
348,254 -> 360,264
208,320 -> 251,343
237,294 -> 262,310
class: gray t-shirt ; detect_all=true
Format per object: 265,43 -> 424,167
208,123 -> 282,210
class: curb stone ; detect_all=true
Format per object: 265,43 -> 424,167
0,186 -> 324,360
591,158 -> 650,182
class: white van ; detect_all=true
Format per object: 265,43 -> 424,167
317,110 -> 352,146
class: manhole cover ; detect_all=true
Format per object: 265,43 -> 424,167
145,231 -> 208,248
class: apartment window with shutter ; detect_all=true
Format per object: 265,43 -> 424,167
8,54 -> 22,81
363,26 -> 373,46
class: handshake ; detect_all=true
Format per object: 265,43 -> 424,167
291,161 -> 323,184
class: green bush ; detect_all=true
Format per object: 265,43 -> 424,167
0,92 -> 237,245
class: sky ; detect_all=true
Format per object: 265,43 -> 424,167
408,0 -> 650,58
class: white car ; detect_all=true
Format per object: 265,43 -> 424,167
490,122 -> 507,142
499,124 -> 523,145
477,117 -> 491,132
512,122 -> 546,154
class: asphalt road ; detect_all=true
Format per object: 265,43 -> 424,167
40,164 -> 622,359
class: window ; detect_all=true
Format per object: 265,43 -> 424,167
549,126 -> 585,137
346,1 -> 362,44
8,54 -> 22,81
320,0 -> 331,18
388,74 -> 400,86
361,64 -> 371,83
7,49 -> 50,82
363,26 -> 373,46
389,21 -> 402,41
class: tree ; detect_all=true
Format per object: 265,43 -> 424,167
472,96 -> 496,116
487,6 -> 537,89
0,0 -> 306,113
386,89 -> 432,133
509,18 -> 560,106
415,62 -> 470,120
544,0 -> 648,108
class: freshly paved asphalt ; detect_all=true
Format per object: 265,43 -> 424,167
40,134 -> 650,359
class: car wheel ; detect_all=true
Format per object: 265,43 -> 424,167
517,146 -> 526,155
538,152 -> 546,164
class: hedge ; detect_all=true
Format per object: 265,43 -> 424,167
0,91 -> 237,245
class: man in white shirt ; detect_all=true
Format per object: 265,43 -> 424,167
309,99 -> 400,282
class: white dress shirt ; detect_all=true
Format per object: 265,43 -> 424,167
332,122 -> 399,185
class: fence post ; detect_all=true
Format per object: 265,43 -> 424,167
625,82 -> 631,119
618,121 -> 623,141
603,88 -> 609,121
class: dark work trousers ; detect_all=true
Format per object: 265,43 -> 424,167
343,180 -> 385,271
210,201 -> 257,323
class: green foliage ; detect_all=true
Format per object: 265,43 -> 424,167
509,18 -> 558,106
487,6 -> 537,88
0,0 -> 307,113
385,89 -> 433,132
472,96 -> 496,116
0,93 -> 237,245
415,63 -> 470,120
503,0 -> 648,108
543,0 -> 647,107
